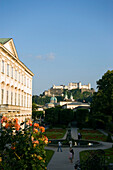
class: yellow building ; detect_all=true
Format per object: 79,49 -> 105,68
0,38 -> 34,127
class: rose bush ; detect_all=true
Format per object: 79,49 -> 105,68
0,116 -> 48,170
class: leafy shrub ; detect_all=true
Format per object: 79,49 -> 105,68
0,116 -> 48,170
106,133 -> 112,142
106,121 -> 113,133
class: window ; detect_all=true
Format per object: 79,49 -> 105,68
2,60 -> 4,73
30,80 -> 31,88
1,89 -> 4,104
11,92 -> 13,105
19,72 -> 20,82
15,93 -> 17,105
18,94 -> 20,106
6,91 -> 8,104
22,95 -> 23,106
11,67 -> 13,78
22,75 -> 23,84
24,94 -> 26,107
15,70 -> 17,80
24,76 -> 26,86
7,64 -> 9,76
27,94 -> 28,107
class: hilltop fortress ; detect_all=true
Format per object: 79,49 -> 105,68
52,82 -> 91,90
43,82 -> 93,97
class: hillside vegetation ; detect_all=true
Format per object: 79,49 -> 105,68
32,89 -> 93,105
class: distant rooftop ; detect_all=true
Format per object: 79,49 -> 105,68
0,38 -> 11,44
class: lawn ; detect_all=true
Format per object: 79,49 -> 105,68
44,129 -> 66,139
78,129 -> 107,142
45,149 -> 54,166
80,148 -> 113,166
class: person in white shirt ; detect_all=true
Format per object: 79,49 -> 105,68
57,141 -> 62,152
69,140 -> 72,148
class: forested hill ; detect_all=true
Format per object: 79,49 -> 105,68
32,89 -> 94,105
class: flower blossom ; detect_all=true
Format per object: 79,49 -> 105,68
14,123 -> 20,131
1,116 -> 8,123
33,140 -> 39,144
37,156 -> 43,160
26,119 -> 32,126
5,123 -> 10,129
34,123 -> 39,128
39,126 -> 45,133
33,128 -> 38,133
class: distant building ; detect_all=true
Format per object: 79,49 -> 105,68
62,102 -> 90,110
45,95 -> 57,108
52,82 -> 91,90
57,92 -> 90,110
0,38 -> 34,127
43,82 -> 91,97
57,93 -> 75,106
73,105 -> 90,112
44,93 -> 90,111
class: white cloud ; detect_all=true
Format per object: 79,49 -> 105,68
46,53 -> 55,60
36,55 -> 43,59
36,53 -> 55,61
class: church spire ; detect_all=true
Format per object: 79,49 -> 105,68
70,93 -> 74,101
64,91 -> 68,100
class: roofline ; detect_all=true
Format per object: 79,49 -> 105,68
0,43 -> 34,76
0,38 -> 12,44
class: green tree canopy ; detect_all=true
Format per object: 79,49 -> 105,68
91,70 -> 113,120
45,107 -> 74,126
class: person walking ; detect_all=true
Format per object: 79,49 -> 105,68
69,140 -> 72,148
69,150 -> 73,163
57,141 -> 62,152
70,148 -> 74,163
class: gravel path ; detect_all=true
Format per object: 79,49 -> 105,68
47,128 -> 112,170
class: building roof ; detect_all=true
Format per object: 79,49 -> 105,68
68,102 -> 83,105
0,38 -> 34,76
65,102 -> 89,106
74,106 -> 90,110
0,38 -> 11,44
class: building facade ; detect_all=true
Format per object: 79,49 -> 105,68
0,38 -> 34,127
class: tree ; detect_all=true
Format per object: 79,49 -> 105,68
45,107 -> 74,126
91,70 -> 113,121
75,109 -> 89,127
32,102 -> 37,111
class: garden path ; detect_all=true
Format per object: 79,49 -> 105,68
47,128 -> 113,170
71,127 -> 78,140
62,129 -> 68,140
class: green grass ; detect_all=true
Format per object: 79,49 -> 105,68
104,148 -> 113,165
44,129 -> 66,139
45,149 -> 54,166
80,148 -> 113,166
78,129 -> 107,141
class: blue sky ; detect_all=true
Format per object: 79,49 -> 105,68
1,0 -> 113,95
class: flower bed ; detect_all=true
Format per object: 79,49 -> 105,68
78,129 -> 107,141
44,129 -> 66,139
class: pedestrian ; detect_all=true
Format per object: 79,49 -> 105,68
78,132 -> 80,139
70,148 -> 74,163
57,141 -> 62,152
69,140 -> 72,148
69,150 -> 73,163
